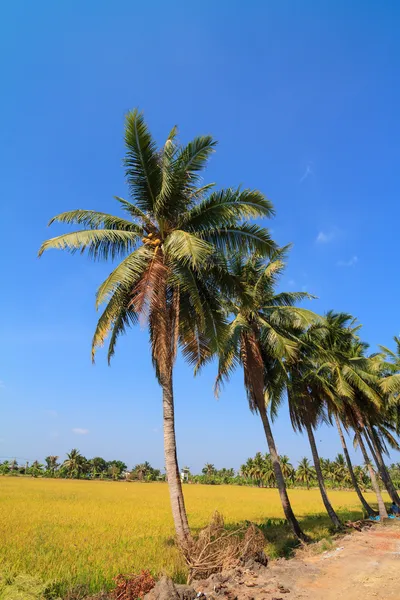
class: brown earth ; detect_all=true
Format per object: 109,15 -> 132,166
194,522 -> 400,600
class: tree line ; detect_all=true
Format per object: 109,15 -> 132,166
4,451 -> 400,492
184,453 -> 400,490
0,451 -> 161,481
38,109 -> 400,550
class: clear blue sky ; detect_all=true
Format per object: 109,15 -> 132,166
1,1 -> 399,472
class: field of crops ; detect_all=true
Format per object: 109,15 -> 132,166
0,478 -> 388,594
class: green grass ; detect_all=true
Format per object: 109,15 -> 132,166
0,477 -> 388,595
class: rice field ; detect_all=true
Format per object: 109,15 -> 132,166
0,478 -> 388,594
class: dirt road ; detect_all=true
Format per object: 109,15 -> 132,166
196,523 -> 400,599
287,525 -> 400,599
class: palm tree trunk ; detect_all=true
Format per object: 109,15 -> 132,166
305,420 -> 342,529
162,369 -> 192,546
334,414 -> 376,517
366,427 -> 400,505
355,429 -> 388,519
259,407 -> 309,542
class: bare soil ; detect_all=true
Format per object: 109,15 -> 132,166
195,522 -> 400,599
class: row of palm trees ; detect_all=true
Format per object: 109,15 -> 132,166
240,452 -> 375,491
39,109 -> 400,549
0,451 -> 129,479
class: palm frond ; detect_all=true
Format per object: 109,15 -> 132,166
124,109 -> 161,211
199,223 -> 276,256
95,246 -> 151,308
38,229 -> 140,260
114,197 -> 156,230
182,188 -> 274,231
48,210 -> 142,232
174,135 -> 217,181
164,230 -> 213,268
92,285 -> 137,362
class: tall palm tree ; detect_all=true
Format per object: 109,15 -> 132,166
39,110 -> 273,546
296,458 -> 315,490
282,321 -> 343,529
216,249 -> 316,541
334,413 -> 376,515
313,317 -> 388,519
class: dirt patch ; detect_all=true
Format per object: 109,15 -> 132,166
194,522 -> 400,599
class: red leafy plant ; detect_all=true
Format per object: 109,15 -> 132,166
111,570 -> 155,600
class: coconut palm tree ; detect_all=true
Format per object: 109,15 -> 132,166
216,248 -> 316,541
39,109 -> 274,546
261,455 -> 276,487
64,449 -> 86,479
45,455 -> 60,475
279,455 -> 294,480
282,321 -> 343,529
296,458 -> 315,490
202,463 -> 216,477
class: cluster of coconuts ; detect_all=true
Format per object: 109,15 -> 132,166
142,232 -> 162,247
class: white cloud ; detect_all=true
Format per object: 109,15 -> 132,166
72,428 -> 89,435
337,256 -> 358,267
316,230 -> 336,244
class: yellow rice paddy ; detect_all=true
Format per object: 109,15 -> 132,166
0,478 -> 387,593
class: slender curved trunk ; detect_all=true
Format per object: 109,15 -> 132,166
259,407 -> 309,542
334,414 -> 376,516
367,427 -> 400,505
305,420 -> 342,529
162,369 -> 191,546
355,429 -> 388,520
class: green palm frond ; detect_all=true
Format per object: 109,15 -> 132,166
114,197 -> 156,229
174,135 -> 217,181
200,223 -> 275,256
92,285 -> 138,362
163,230 -> 213,267
124,109 -> 161,211
38,229 -> 140,260
47,210 -> 141,232
95,246 -> 151,308
182,188 -> 274,230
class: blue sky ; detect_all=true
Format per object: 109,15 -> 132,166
1,1 -> 399,472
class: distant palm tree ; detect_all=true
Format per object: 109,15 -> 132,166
279,455 -> 294,480
64,449 -> 86,479
109,464 -> 120,480
45,455 -> 60,475
296,458 -> 315,490
39,110 -> 273,546
202,463 -> 216,477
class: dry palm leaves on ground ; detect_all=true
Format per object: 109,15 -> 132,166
182,511 -> 266,583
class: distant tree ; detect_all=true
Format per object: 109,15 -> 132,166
63,449 -> 87,478
108,464 -> 121,480
30,460 -> 44,477
45,455 -> 60,475
202,463 -> 217,477
296,458 -> 316,490
108,460 -> 127,473
0,461 -> 10,475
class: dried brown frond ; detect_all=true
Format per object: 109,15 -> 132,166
181,511 -> 265,583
